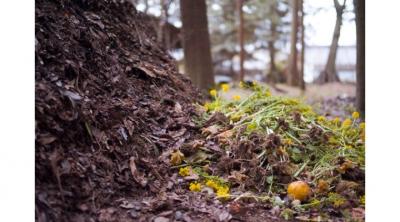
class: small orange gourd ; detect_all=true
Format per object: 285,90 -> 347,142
287,181 -> 311,201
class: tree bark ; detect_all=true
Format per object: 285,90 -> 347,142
180,0 -> 214,91
267,3 -> 279,84
288,0 -> 299,86
316,0 -> 346,84
237,0 -> 245,82
267,38 -> 278,83
299,0 -> 305,90
354,0 -> 365,117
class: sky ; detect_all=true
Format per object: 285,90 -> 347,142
305,0 -> 355,46
136,0 -> 356,47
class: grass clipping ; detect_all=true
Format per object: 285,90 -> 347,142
174,82 -> 364,218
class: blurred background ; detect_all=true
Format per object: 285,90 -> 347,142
130,0 -> 364,117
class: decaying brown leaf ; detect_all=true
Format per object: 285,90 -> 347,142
217,130 -> 234,143
129,157 -> 148,187
335,180 -> 359,194
201,124 -> 220,136
38,133 -> 57,145
228,171 -> 248,183
170,150 -> 184,165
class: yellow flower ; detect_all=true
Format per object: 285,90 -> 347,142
189,182 -> 201,192
232,95 -> 241,101
216,186 -> 230,198
221,84 -> 230,92
317,116 -> 326,122
333,198 -> 345,208
203,102 -> 210,111
360,122 -> 365,130
209,89 -> 217,97
328,192 -> 346,208
206,179 -> 219,190
239,81 -> 245,88
179,166 -> 191,177
284,138 -> 293,146
352,111 -> 360,119
345,145 -> 353,149
360,195 -> 365,205
328,136 -> 338,144
247,122 -> 257,131
332,117 -> 341,125
342,118 -> 352,128
265,90 -> 271,97
230,114 -> 242,122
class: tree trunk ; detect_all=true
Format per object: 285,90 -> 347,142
288,0 -> 299,86
158,0 -> 169,48
144,0 -> 149,14
164,0 -> 171,50
316,0 -> 345,84
267,8 -> 279,84
237,0 -> 245,82
180,0 -> 214,91
354,0 -> 365,117
267,39 -> 278,83
299,0 -> 305,90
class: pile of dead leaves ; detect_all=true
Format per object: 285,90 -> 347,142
35,0 -> 202,221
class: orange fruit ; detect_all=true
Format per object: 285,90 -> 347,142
287,181 -> 311,201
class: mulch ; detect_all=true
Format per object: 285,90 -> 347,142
35,0 -> 207,221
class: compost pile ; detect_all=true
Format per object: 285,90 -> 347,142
35,0 -> 202,221
35,0 -> 365,221
174,83 -> 365,221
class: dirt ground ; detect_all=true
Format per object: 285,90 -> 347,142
221,82 -> 355,100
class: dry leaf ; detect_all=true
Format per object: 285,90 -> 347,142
129,157 -> 148,187
335,180 -> 359,194
228,171 -> 248,183
170,150 -> 184,165
201,124 -> 220,135
38,134 -> 57,145
217,130 -> 233,143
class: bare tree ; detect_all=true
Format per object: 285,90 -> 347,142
316,0 -> 346,84
237,0 -> 245,82
158,0 -> 172,49
266,1 -> 280,84
144,0 -> 149,14
267,21 -> 278,84
354,0 -> 365,117
299,0 -> 305,90
180,0 -> 214,91
288,0 -> 300,86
